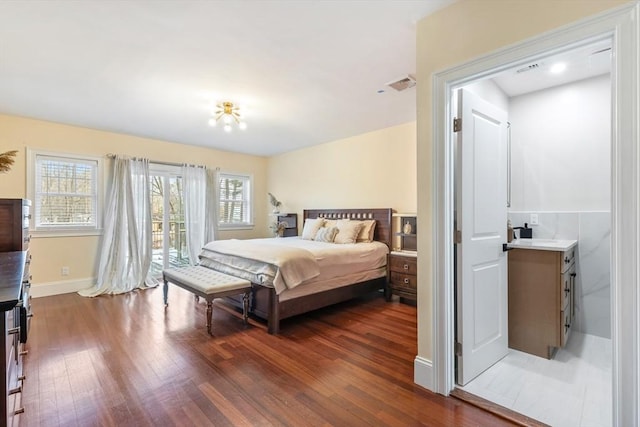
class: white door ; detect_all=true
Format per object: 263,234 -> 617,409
456,88 -> 509,386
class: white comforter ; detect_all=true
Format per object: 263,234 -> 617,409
199,237 -> 388,295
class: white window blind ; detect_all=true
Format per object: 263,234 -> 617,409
34,154 -> 98,230
218,172 -> 252,227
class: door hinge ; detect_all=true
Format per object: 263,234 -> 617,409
455,341 -> 462,356
453,117 -> 461,132
454,230 -> 462,244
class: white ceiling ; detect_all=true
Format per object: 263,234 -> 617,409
492,39 -> 612,97
0,0 -> 455,157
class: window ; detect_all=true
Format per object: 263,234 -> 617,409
218,172 -> 253,228
28,149 -> 102,235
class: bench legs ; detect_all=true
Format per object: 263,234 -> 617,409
163,275 -> 251,335
206,301 -> 213,334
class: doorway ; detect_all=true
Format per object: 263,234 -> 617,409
453,43 -> 612,425
429,5 -> 640,427
149,164 -> 189,277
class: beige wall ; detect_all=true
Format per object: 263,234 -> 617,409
416,0 -> 629,362
267,122 -> 417,221
0,113 -> 268,291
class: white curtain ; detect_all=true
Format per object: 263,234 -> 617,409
205,168 -> 218,244
182,165 -> 217,265
79,156 -> 158,297
182,165 -> 206,265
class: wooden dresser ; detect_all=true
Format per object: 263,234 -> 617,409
0,199 -> 32,425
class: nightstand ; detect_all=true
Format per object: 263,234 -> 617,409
387,251 -> 417,301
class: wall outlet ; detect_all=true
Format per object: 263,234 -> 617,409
530,214 -> 539,225
61,266 -> 70,276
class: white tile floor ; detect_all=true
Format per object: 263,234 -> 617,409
459,332 -> 612,427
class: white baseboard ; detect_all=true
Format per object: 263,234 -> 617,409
414,356 -> 434,392
31,277 -> 95,298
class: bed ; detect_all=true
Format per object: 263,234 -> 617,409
198,208 -> 392,333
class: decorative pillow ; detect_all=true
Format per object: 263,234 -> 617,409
334,219 -> 363,244
301,218 -> 325,240
356,220 -> 376,243
323,219 -> 339,228
314,226 -> 338,243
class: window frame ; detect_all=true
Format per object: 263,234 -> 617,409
27,148 -> 103,237
217,171 -> 254,230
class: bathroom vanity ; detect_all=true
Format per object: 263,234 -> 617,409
507,239 -> 577,359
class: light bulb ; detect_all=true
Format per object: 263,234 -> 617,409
224,124 -> 232,133
208,118 -> 217,127
223,115 -> 232,124
238,122 -> 247,130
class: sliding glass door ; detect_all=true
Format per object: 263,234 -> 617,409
149,166 -> 189,276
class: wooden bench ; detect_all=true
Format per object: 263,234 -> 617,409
162,266 -> 252,334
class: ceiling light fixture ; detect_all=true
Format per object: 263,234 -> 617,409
208,101 -> 247,132
550,62 -> 567,74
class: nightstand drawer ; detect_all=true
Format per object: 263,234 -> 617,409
389,255 -> 417,275
389,271 -> 417,290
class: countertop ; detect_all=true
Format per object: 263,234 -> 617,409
507,238 -> 577,252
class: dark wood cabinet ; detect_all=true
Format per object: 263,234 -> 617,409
0,199 -> 31,252
0,199 -> 31,424
276,213 -> 298,237
387,252 -> 417,302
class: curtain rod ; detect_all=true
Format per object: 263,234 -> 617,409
105,153 -> 213,169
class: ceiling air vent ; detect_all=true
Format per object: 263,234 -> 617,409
386,75 -> 416,91
516,63 -> 540,73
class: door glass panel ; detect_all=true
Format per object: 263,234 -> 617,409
150,174 -> 188,277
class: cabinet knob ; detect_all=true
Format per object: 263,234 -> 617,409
404,278 -> 410,284
8,386 -> 21,395
564,257 -> 570,263
403,264 -> 409,270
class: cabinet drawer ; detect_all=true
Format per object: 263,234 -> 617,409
560,309 -> 572,347
561,269 -> 571,310
389,271 -> 417,290
561,248 -> 575,273
389,256 -> 417,275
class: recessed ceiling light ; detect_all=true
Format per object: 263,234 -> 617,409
550,62 -> 567,74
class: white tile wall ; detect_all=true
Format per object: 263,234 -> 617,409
508,211 -> 611,339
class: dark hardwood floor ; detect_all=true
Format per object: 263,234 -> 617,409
18,286 -> 516,426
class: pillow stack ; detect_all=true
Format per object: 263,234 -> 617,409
301,217 -> 376,244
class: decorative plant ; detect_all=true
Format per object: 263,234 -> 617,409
268,192 -> 282,213
0,150 -> 18,173
270,221 -> 288,237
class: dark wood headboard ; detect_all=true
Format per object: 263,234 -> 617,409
303,208 -> 393,248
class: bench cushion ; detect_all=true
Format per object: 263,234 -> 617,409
163,266 -> 251,294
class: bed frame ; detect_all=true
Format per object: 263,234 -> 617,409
226,208 -> 393,334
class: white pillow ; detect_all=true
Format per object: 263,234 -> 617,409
315,226 -> 338,243
334,219 -> 363,244
301,218 -> 325,240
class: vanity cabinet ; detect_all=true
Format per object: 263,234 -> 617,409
508,246 -> 576,359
